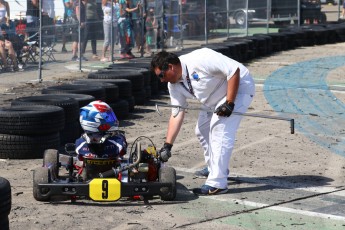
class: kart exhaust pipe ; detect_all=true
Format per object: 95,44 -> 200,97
99,142 -> 142,178
155,103 -> 295,134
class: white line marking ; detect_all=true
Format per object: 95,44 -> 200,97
205,196 -> 345,221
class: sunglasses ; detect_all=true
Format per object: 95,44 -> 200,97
157,70 -> 166,79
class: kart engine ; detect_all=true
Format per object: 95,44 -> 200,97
130,146 -> 160,182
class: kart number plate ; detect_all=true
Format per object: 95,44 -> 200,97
89,179 -> 121,201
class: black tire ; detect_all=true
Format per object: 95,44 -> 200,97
72,81 -> 119,103
132,89 -> 147,105
0,132 -> 60,159
11,95 -> 79,123
105,66 -> 151,86
0,177 -> 11,218
88,69 -> 144,91
80,79 -> 133,98
109,62 -> 150,70
41,84 -> 106,102
0,217 -> 9,230
40,93 -> 95,108
0,105 -> 65,135
33,167 -> 51,201
159,167 -> 177,201
43,149 -> 59,180
60,121 -> 81,146
109,99 -> 129,120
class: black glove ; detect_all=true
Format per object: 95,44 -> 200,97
158,142 -> 173,162
215,101 -> 235,117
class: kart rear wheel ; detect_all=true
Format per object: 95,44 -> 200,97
33,167 -> 52,201
43,149 -> 59,180
159,166 -> 176,201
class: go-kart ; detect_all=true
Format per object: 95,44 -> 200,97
33,136 -> 176,202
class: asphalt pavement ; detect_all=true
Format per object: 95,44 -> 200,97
1,21 -> 345,229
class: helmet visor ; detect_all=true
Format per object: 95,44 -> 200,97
98,110 -> 119,132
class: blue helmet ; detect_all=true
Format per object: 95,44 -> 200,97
79,100 -> 119,134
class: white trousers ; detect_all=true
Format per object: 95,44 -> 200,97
195,94 -> 253,189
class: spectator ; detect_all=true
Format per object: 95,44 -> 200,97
42,0 -> 55,46
145,7 -> 157,55
0,24 -> 20,71
82,0 -> 99,60
26,0 -> 39,41
341,0 -> 345,19
61,0 -> 67,52
0,0 -> 10,27
118,0 -> 140,59
101,0 -> 119,62
131,0 -> 146,53
71,0 -> 88,61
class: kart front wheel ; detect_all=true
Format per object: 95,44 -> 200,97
33,167 -> 52,201
159,166 -> 176,201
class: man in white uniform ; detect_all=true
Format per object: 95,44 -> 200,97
151,48 -> 255,195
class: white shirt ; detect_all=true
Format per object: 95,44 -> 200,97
168,48 -> 255,112
102,2 -> 119,23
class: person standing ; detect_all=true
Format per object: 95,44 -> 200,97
118,0 -> 140,59
71,0 -> 88,61
145,6 -> 157,55
82,0 -> 99,60
101,0 -> 119,62
0,0 -> 10,27
26,0 -> 39,41
41,0 -> 55,46
150,48 -> 255,195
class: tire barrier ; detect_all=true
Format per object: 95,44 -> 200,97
108,62 -> 159,96
88,69 -> 144,90
71,81 -> 119,103
39,93 -> 95,108
0,132 -> 60,159
41,84 -> 106,102
0,105 -> 65,135
11,95 -> 80,148
0,105 -> 64,159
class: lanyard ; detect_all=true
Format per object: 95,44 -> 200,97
180,67 -> 195,97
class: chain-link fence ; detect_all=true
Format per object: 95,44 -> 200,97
2,0 -> 343,81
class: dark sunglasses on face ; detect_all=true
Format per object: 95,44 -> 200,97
157,70 -> 165,79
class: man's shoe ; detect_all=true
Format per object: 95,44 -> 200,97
61,47 -> 68,53
194,166 -> 209,178
193,184 -> 228,196
71,56 -> 78,61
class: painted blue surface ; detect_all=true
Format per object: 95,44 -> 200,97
264,56 -> 345,156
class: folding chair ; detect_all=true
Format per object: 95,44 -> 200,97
41,34 -> 56,62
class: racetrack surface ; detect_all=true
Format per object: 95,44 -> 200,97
0,42 -> 345,229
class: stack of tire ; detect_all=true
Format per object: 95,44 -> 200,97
109,61 -> 160,96
71,80 -> 130,120
0,104 -> 64,159
87,68 -> 148,106
10,95 -> 79,152
69,78 -> 133,116
0,177 -> 11,230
